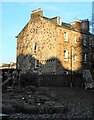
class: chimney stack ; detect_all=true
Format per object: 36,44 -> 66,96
80,19 -> 89,32
31,8 -> 43,17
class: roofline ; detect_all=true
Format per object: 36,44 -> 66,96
16,14 -> 94,38
16,22 -> 29,38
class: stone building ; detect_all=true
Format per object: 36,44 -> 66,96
16,8 -> 94,86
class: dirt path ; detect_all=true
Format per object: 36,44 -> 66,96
46,87 -> 94,119
2,87 -> 94,119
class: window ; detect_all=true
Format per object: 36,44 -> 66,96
74,36 -> 77,43
84,53 -> 87,62
64,71 -> 69,75
83,39 -> 86,46
64,32 -> 68,42
89,38 -> 92,46
73,54 -> 77,61
83,36 -> 87,46
34,42 -> 37,50
34,42 -> 37,52
91,39 -> 94,47
35,60 -> 39,69
64,50 -> 68,60
93,55 -> 94,59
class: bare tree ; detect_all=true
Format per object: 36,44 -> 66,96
90,2 -> 94,34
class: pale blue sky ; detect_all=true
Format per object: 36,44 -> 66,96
1,2 -> 93,65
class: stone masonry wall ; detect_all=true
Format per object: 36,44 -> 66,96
17,14 -> 58,74
56,26 -> 82,73
17,10 -> 94,76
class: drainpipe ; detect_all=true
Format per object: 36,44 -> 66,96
70,46 -> 73,87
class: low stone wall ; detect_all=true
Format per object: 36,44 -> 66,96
38,75 -> 69,87
36,74 -> 83,87
19,72 -> 83,87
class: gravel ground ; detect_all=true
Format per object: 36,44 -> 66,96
2,86 -> 94,120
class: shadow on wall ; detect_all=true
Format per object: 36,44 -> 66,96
17,54 -> 83,87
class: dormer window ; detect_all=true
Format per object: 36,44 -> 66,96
50,16 -> 62,26
57,17 -> 62,26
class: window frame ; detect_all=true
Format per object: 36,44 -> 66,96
34,42 -> 37,52
64,49 -> 68,60
74,36 -> 77,43
84,53 -> 87,63
64,32 -> 68,42
73,54 -> 77,61
35,60 -> 39,69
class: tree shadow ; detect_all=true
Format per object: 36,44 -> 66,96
17,53 -> 83,87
